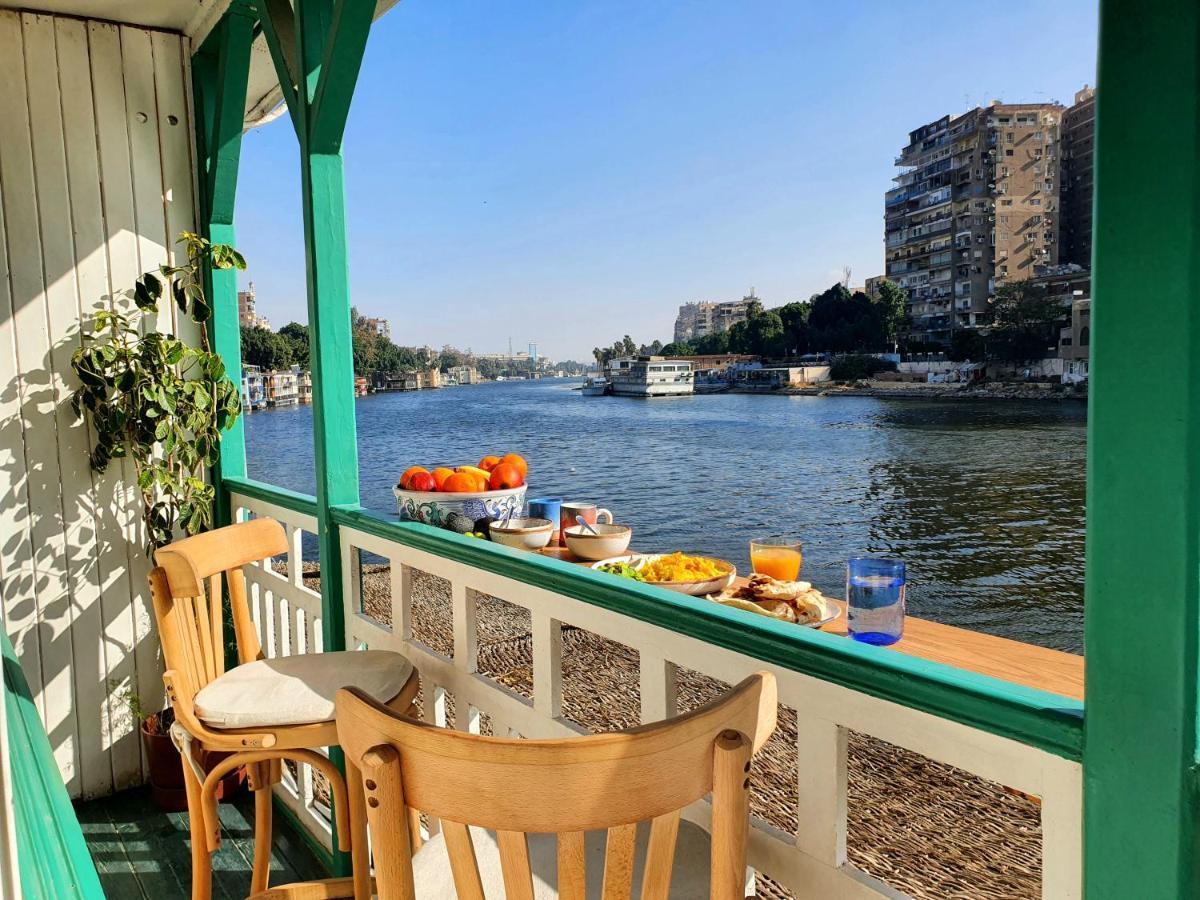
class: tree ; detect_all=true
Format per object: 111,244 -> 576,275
874,280 -> 907,351
949,328 -> 986,362
986,280 -> 1067,361
241,325 -> 293,369
659,341 -> 693,357
278,321 -> 310,369
621,335 -> 637,356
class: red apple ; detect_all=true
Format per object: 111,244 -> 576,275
408,472 -> 437,492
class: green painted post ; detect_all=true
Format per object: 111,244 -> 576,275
1085,1 -> 1200,896
257,0 -> 378,875
192,5 -> 255,528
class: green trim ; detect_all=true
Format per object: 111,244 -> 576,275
1084,2 -> 1200,896
271,795 -> 335,875
192,11 -> 255,530
329,505 -> 1084,760
308,0 -> 376,153
256,0 -> 302,139
223,475 -> 319,520
4,632 -> 104,899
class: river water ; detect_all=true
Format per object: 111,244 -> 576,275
245,379 -> 1087,653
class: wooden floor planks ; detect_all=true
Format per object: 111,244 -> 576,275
75,788 -> 326,899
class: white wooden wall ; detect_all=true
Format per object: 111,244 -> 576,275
0,10 -> 198,799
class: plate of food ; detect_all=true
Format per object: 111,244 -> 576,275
708,574 -> 839,628
591,552 -> 737,596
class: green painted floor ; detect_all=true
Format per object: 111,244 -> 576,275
75,787 -> 328,899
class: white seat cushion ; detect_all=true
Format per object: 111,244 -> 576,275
194,650 -> 413,729
409,819 -> 753,898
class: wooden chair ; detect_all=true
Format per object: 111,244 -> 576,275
149,517 -> 420,900
335,671 -> 778,899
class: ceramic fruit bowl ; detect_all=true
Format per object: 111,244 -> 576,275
488,517 -> 555,551
393,484 -> 526,528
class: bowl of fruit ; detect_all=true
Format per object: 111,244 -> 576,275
394,453 -> 528,530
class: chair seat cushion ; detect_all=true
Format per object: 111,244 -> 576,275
194,650 -> 413,729
409,818 -> 752,898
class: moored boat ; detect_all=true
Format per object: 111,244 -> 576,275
605,356 -> 694,397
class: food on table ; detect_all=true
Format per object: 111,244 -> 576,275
441,472 -> 481,493
407,471 -> 437,492
398,466 -> 429,489
639,552 -> 727,584
596,561 -> 646,581
397,453 -> 528,493
444,511 -> 475,534
500,452 -> 528,479
488,462 -> 524,490
710,574 -> 830,626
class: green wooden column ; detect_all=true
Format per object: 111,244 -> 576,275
192,3 -> 255,527
1084,1 -> 1200,896
258,0 -> 377,874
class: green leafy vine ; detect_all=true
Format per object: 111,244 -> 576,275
72,232 -> 246,552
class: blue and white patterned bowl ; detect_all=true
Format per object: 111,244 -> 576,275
393,484 -> 527,527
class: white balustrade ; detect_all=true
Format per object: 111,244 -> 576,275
230,492 -> 1082,899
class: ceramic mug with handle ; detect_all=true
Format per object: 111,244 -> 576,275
560,501 -> 613,547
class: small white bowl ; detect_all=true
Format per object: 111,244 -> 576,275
563,523 -> 633,561
488,517 -> 554,551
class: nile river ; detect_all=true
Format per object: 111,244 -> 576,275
245,379 -> 1086,653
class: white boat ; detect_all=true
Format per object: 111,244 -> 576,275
581,375 -> 610,396
605,356 -> 694,397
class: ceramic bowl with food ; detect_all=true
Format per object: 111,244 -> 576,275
591,552 -> 736,596
563,523 -> 633,561
488,517 -> 555,551
393,484 -> 526,528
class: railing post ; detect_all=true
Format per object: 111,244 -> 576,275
257,0 -> 378,875
1085,1 -> 1200,896
192,3 -> 255,530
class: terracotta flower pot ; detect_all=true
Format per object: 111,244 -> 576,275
142,713 -> 247,812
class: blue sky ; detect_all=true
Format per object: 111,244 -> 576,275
234,0 -> 1098,362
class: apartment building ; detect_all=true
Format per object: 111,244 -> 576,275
237,281 -> 270,330
1060,86 -> 1096,269
887,93 -> 1091,347
674,294 -> 757,343
363,317 -> 391,340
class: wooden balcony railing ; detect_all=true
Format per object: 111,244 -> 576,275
228,479 -> 1084,899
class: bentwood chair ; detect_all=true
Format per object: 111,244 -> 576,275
149,518 -> 420,900
334,671 -> 778,899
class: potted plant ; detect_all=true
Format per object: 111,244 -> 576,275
76,234 -> 247,808
117,687 -> 245,811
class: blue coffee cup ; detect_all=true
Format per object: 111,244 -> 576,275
527,497 -> 563,544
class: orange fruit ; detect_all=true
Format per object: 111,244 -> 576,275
399,466 -> 429,489
478,455 -> 502,472
500,453 -> 528,478
430,467 -> 455,490
488,462 -> 524,490
442,472 -> 479,493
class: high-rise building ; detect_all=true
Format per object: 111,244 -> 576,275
674,293 -> 757,343
238,281 -> 271,330
1060,86 -> 1096,269
886,95 -> 1091,346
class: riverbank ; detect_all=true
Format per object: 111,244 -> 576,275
778,380 -> 1087,402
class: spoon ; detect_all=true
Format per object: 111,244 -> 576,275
576,515 -> 599,535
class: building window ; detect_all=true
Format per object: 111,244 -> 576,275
1080,326 -> 1090,346
1001,198 -> 1014,206
1029,198 -> 1042,206
1005,148 -> 1015,156
1006,132 -> 1014,143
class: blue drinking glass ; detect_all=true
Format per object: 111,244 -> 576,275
846,558 -> 906,646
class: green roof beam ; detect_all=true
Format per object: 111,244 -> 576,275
308,0 -> 376,153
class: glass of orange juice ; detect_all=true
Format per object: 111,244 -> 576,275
750,537 -> 803,581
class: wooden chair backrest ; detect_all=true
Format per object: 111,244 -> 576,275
149,518 -> 287,700
336,672 -> 778,899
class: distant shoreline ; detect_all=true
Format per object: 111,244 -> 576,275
777,382 -> 1087,402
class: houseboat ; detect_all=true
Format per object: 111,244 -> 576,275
605,356 -> 694,397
